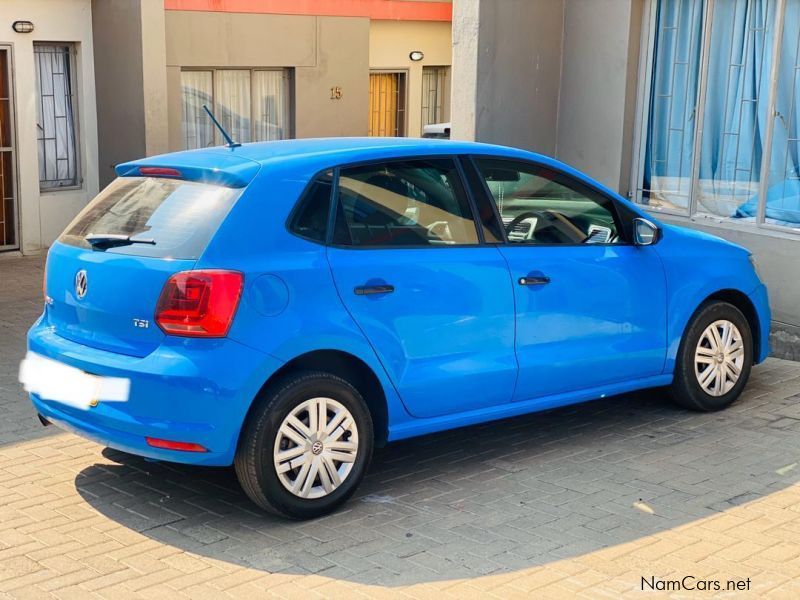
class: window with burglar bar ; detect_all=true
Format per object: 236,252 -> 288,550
181,68 -> 292,149
634,0 -> 800,233
421,66 -> 449,133
35,43 -> 79,190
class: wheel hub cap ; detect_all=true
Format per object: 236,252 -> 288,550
273,397 -> 359,499
694,319 -> 745,397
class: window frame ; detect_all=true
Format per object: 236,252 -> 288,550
180,67 -> 294,149
632,0 -> 800,236
467,155 -> 634,247
34,42 -> 81,192
368,70 -> 408,137
420,65 -> 450,134
321,154 -> 487,250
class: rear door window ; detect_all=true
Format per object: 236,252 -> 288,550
332,158 -> 479,247
59,177 -> 242,259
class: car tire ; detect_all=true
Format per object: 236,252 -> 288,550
670,301 -> 753,412
234,370 -> 373,520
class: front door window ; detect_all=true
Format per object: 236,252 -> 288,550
473,158 -> 624,245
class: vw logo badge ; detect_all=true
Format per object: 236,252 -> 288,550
74,270 -> 88,299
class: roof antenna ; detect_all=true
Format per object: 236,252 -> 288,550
202,104 -> 241,148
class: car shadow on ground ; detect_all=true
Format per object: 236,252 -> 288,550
74,362 -> 800,586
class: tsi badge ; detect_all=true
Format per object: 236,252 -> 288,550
133,318 -> 150,329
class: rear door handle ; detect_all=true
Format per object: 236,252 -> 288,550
519,275 -> 550,286
354,284 -> 395,296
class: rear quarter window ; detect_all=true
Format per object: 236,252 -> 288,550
59,177 -> 242,259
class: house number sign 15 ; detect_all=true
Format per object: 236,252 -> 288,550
330,86 -> 343,100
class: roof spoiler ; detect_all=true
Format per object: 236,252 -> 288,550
115,152 -> 260,188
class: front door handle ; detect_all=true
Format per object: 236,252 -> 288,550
354,284 -> 395,296
519,275 -> 550,286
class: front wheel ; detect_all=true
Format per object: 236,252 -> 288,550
671,301 -> 753,411
235,371 -> 373,519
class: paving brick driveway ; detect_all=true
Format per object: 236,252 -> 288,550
2,255 -> 800,598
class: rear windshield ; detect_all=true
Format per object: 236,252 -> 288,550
59,177 -> 242,259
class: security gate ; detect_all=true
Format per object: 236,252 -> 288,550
0,46 -> 17,250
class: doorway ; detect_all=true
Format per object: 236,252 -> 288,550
0,47 -> 17,250
368,71 -> 406,137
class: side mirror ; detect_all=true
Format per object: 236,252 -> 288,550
632,217 -> 661,246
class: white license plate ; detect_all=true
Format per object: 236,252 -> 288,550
19,351 -> 130,410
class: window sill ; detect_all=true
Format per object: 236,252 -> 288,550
648,209 -> 800,241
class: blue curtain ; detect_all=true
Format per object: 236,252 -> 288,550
643,0 -> 703,202
645,0 -> 800,225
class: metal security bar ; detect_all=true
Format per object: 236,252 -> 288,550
421,66 -> 448,133
34,44 -> 79,190
369,72 -> 406,137
0,46 -> 17,249
636,0 -> 800,233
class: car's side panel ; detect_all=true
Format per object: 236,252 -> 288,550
327,245 -> 518,418
197,167 -> 411,432
387,373 -> 673,441
499,244 -> 669,400
653,224 -> 768,371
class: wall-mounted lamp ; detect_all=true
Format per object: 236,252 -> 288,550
409,51 -> 424,62
12,21 -> 34,34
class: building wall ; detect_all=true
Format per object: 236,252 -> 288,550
1,0 -> 98,254
556,0 -> 642,191
452,0 -> 563,153
369,20 -> 453,137
163,10 -> 370,150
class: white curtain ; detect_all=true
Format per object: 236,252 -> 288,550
253,70 -> 288,141
181,70 -> 214,149
35,45 -> 77,188
216,70 -> 251,144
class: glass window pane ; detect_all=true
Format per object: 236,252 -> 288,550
253,70 -> 288,141
640,0 -> 704,214
59,177 -> 241,259
34,44 -> 78,189
333,159 -> 478,247
421,66 -> 448,133
290,171 -> 333,242
698,0 -> 777,220
216,70 -> 251,144
181,70 -> 214,149
476,159 -> 623,245
756,0 -> 800,229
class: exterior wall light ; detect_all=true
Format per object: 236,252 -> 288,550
12,21 -> 34,34
409,51 -> 424,62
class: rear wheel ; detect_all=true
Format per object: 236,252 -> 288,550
235,371 -> 373,519
671,301 -> 753,411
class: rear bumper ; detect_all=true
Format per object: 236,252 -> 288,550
749,283 -> 771,364
28,318 -> 283,466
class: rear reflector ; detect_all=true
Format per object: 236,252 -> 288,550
138,166 -> 182,178
145,437 -> 208,452
155,270 -> 243,337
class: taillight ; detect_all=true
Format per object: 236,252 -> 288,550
155,270 -> 243,337
139,166 -> 182,178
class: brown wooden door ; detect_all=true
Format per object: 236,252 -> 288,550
369,72 -> 405,137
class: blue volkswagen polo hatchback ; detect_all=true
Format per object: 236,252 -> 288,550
23,138 -> 770,519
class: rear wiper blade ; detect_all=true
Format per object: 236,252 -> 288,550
85,233 -> 156,249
